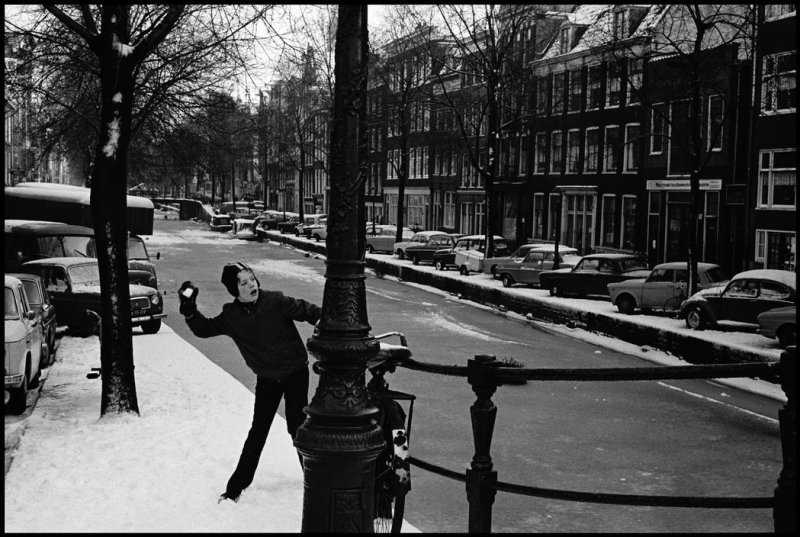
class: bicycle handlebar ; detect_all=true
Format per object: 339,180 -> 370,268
373,331 -> 408,347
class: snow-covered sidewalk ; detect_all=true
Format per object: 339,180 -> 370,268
3,324 -> 419,532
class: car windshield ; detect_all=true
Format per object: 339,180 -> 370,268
62,236 -> 95,258
560,254 -> 582,265
69,264 -> 101,286
5,287 -> 19,319
21,280 -> 43,306
128,237 -> 149,260
705,267 -> 729,283
620,258 -> 648,272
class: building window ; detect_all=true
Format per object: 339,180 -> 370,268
613,9 -> 629,40
626,58 -> 643,105
518,134 -> 529,175
535,132 -> 547,174
758,149 -> 796,208
603,125 -> 620,173
559,27 -> 571,54
566,129 -> 581,173
601,194 -> 617,247
762,52 -> 796,113
587,65 -> 603,110
647,191 -> 661,262
532,193 -> 545,239
536,76 -> 549,116
624,123 -> 640,172
707,95 -> 725,151
568,69 -> 582,113
703,191 -> 719,262
584,127 -> 599,173
552,71 -> 566,115
408,194 -> 427,230
548,193 -> 560,241
444,191 -> 455,228
606,62 -> 621,108
755,230 -> 796,271
765,5 -> 796,20
551,131 -> 563,173
620,195 -> 637,250
650,103 -> 666,154
668,100 -> 691,175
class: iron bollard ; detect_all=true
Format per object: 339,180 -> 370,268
467,354 -> 500,533
774,345 -> 796,533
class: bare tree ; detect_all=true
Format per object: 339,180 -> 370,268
6,4 -> 274,416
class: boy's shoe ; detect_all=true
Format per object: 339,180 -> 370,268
218,491 -> 240,503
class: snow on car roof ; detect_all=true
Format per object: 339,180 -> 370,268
9,182 -> 154,209
731,269 -> 796,289
22,257 -> 99,268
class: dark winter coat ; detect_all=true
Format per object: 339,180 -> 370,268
185,289 -> 321,381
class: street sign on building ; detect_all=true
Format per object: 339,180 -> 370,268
646,179 -> 722,190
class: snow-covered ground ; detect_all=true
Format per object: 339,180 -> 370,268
4,218 -> 786,532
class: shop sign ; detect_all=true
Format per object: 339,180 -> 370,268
646,179 -> 721,190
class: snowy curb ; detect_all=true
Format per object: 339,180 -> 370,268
262,229 -> 782,376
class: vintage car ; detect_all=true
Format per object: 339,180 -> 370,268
232,217 -> 257,240
7,272 -> 57,367
453,235 -> 510,275
276,213 -> 301,234
495,248 -> 582,288
5,275 -> 45,414
393,231 -> 444,260
404,233 -> 463,265
680,269 -> 796,331
306,218 -> 329,241
21,258 -> 166,336
608,262 -> 729,314
297,214 -> 327,238
539,254 -> 650,297
483,243 -> 576,278
757,306 -> 796,348
5,219 -> 160,290
254,210 -> 285,231
366,225 -> 414,254
209,212 -> 233,232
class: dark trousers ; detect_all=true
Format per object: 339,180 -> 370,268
225,367 -> 309,496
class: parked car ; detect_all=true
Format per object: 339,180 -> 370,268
405,233 -> 463,265
393,231 -> 443,260
5,274 -> 45,414
276,213 -> 300,234
680,269 -> 796,331
484,243 -> 576,278
366,225 -> 414,254
608,262 -> 730,314
296,214 -> 327,237
254,210 -> 284,231
232,217 -> 257,240
453,235 -> 510,275
7,272 -> 57,367
495,248 -> 582,288
757,306 -> 796,348
5,219 -> 160,289
539,254 -> 650,297
21,258 -> 167,336
209,213 -> 232,232
307,218 -> 329,241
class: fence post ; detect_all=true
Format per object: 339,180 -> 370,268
466,354 -> 499,533
774,345 -> 796,533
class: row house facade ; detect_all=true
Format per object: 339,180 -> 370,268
750,4 -> 796,272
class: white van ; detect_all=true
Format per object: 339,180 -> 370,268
453,235 -> 510,276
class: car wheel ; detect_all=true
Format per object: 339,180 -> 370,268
459,265 -> 469,276
502,274 -> 514,288
685,307 -> 706,330
411,254 -> 419,265
549,283 -> 563,297
140,319 -> 162,334
777,325 -> 796,348
314,234 -> 321,242
7,371 -> 28,415
366,245 -> 374,254
397,250 -> 405,260
616,295 -> 635,315
434,258 -> 444,271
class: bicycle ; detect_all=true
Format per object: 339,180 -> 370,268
368,332 -> 415,534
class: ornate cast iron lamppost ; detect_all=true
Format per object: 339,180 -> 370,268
295,4 -> 384,532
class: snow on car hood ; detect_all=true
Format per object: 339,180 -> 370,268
690,285 -> 725,300
71,283 -> 157,296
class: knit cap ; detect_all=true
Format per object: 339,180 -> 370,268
221,262 -> 259,296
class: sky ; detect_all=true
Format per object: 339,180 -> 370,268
3,213 -> 786,532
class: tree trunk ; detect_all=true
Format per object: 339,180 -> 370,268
93,23 -> 138,416
396,113 -> 409,244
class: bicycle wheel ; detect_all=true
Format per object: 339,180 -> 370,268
373,489 -> 407,533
